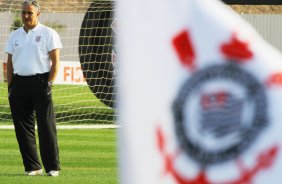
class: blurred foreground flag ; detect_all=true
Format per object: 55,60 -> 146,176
117,0 -> 282,183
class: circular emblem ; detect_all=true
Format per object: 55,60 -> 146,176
79,1 -> 116,108
173,63 -> 268,167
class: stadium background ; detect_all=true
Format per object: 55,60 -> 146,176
0,0 -> 282,124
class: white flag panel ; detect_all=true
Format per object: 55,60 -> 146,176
118,0 -> 282,184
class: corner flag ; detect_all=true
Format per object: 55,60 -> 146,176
117,0 -> 282,183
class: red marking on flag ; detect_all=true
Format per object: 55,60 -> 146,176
221,34 -> 253,61
156,125 -> 279,184
172,30 -> 196,71
156,126 -> 165,153
266,73 -> 282,86
201,91 -> 228,109
256,145 -> 279,169
229,145 -> 279,184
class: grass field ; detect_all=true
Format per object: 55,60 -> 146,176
0,83 -> 115,124
0,128 -> 118,184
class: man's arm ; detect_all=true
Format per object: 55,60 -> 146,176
48,48 -> 60,84
6,54 -> 13,86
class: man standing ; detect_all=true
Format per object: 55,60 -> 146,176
4,0 -> 61,176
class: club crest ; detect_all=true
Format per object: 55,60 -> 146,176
173,62 -> 268,167
35,36 -> 42,42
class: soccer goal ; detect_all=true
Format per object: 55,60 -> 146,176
0,0 -> 116,124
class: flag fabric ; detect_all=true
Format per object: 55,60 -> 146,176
117,0 -> 282,184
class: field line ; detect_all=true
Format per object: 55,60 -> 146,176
0,124 -> 119,129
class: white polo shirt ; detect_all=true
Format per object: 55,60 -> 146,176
4,23 -> 62,76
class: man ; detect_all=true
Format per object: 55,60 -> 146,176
4,0 -> 61,176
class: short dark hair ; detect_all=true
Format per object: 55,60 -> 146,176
22,0 -> 40,12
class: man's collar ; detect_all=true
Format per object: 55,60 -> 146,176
21,22 -> 41,33
31,22 -> 41,32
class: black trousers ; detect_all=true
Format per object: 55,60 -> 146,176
8,73 -> 60,173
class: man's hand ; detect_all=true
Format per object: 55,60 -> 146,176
6,54 -> 13,86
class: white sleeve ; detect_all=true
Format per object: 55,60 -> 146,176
47,29 -> 62,52
4,33 -> 14,55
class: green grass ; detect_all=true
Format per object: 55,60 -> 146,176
0,128 -> 118,184
0,83 -> 115,124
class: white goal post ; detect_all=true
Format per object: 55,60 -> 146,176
0,0 -> 116,124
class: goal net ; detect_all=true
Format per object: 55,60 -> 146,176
0,0 -> 116,124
